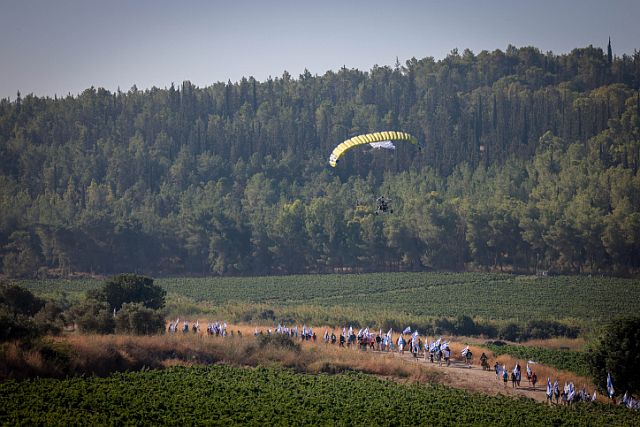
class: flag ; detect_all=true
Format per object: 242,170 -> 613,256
526,363 -> 532,377
546,378 -> 552,397
527,360 -> 536,365
348,326 -> 353,336
461,346 -> 469,356
386,329 -> 392,338
622,391 -> 629,405
553,380 -> 559,395
607,373 -> 614,398
411,330 -> 419,340
592,390 -> 597,401
568,383 -> 575,401
402,326 -> 411,334
342,327 -> 346,337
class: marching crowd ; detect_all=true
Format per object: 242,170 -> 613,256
167,320 -> 638,410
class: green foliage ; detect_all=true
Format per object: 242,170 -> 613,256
0,282 -> 45,316
114,302 -> 166,335
102,274 -> 166,311
1,47 -> 639,277
587,317 -> 640,395
68,299 -> 115,334
1,365 -> 638,426
255,333 -> 300,352
0,307 -> 40,342
18,273 -> 640,335
486,343 -> 590,377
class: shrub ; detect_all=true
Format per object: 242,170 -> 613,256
587,317 -> 640,395
0,306 -> 41,342
256,333 -> 300,352
69,300 -> 115,334
115,303 -> 166,335
0,283 -> 45,316
102,274 -> 166,311
499,323 -> 522,341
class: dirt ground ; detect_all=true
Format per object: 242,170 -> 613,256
393,353 -> 550,402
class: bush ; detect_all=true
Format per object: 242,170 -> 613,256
0,306 -> 41,342
34,301 -> 66,335
587,317 -> 640,395
256,334 -> 300,352
115,303 -> 166,335
499,323 -> 522,341
102,274 -> 166,311
0,283 -> 45,316
69,300 -> 115,334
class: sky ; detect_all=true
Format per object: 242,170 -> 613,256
1,0 -> 639,100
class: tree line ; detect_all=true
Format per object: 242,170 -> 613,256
1,44 -> 639,277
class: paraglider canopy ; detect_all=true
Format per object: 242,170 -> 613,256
328,131 -> 420,167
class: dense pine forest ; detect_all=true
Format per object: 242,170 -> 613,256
1,44 -> 639,277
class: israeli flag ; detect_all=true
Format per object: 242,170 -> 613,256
607,373 -> 614,398
386,329 -> 392,338
461,346 -> 469,356
546,378 -> 552,397
526,363 -> 532,377
411,331 -> 419,340
622,391 -> 629,405
348,326 -> 353,336
402,326 -> 412,334
568,383 -> 575,401
592,390 -> 597,402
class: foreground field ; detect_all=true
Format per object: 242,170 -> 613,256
19,272 -> 640,327
1,364 -> 637,426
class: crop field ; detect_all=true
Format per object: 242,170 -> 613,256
18,272 -> 640,325
1,365 -> 638,426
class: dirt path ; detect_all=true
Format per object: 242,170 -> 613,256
388,352 -> 549,402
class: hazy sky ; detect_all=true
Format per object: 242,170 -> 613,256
1,0 -> 638,100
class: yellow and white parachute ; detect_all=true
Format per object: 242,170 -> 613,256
328,131 -> 420,167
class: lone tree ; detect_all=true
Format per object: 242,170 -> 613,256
101,274 -> 166,311
587,317 -> 640,396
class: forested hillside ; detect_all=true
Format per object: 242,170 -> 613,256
1,44 -> 639,277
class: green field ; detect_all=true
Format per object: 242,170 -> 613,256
1,365 -> 637,426
17,272 -> 640,326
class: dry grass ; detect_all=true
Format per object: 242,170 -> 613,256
1,325 -> 593,404
1,327 -> 442,386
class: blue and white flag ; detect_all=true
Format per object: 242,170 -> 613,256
622,391 -> 629,405
553,380 -> 559,395
546,378 -> 552,397
461,346 -> 469,356
568,383 -> 575,401
592,390 -> 597,402
607,373 -> 615,398
402,326 -> 412,334
386,329 -> 392,338
526,363 -> 532,377
411,330 -> 419,340
348,326 -> 353,336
